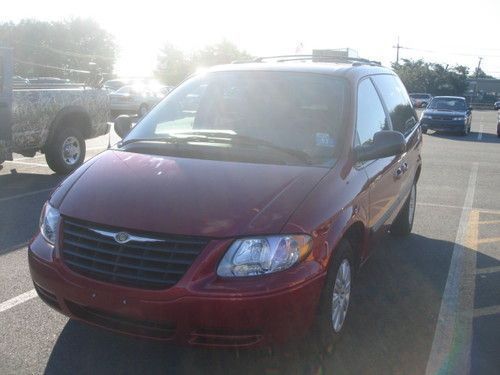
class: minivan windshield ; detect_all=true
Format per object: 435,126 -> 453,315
428,97 -> 466,111
122,71 -> 346,166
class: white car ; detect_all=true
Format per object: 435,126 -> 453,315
109,85 -> 173,119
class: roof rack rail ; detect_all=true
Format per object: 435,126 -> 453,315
232,55 -> 382,66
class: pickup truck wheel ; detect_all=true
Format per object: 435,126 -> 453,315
311,239 -> 354,352
391,183 -> 416,236
45,128 -> 86,174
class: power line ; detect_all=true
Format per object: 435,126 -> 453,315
14,59 -> 91,74
399,46 -> 500,59
16,41 -> 115,61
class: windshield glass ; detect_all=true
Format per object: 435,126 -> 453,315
428,98 -> 466,111
123,71 -> 347,166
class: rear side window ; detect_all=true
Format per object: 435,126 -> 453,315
0,58 -> 3,93
356,79 -> 388,146
372,75 -> 417,135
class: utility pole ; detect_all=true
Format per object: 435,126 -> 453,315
393,36 -> 401,64
473,57 -> 483,103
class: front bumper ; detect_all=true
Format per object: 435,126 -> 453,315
421,119 -> 466,132
29,234 -> 325,348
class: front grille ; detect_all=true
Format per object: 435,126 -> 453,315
431,116 -> 453,121
189,329 -> 263,348
66,300 -> 175,339
61,218 -> 208,290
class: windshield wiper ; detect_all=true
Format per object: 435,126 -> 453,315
175,131 -> 313,164
118,132 -> 313,164
118,135 -> 210,147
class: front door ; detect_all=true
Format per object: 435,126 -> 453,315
355,77 -> 404,240
0,48 -> 13,147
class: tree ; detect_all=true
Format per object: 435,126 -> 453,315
471,67 -> 493,79
155,44 -> 191,86
392,59 -> 468,96
191,40 -> 251,67
155,40 -> 251,85
0,18 -> 116,80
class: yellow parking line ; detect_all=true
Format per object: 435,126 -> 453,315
465,210 -> 479,251
476,266 -> 500,275
478,220 -> 500,225
473,305 -> 500,318
477,208 -> 500,215
477,237 -> 500,245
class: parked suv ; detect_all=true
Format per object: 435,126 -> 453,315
29,58 -> 422,349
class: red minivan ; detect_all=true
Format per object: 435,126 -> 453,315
30,58 -> 422,349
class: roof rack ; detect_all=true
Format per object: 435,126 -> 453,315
232,55 -> 382,66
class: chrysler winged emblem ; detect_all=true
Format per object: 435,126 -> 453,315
88,228 -> 164,244
114,231 -> 130,244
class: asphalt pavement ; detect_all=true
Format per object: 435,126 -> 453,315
0,112 -> 499,375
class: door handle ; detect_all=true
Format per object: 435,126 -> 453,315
394,163 -> 408,178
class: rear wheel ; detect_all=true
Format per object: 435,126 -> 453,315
391,182 -> 416,236
311,239 -> 354,352
45,127 -> 86,174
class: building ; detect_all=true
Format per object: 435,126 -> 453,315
466,78 -> 500,103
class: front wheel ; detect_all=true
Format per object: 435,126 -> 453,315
45,128 -> 86,174
311,239 -> 354,352
391,182 -> 416,236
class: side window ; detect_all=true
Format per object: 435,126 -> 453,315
0,58 -> 3,93
356,78 -> 389,146
372,75 -> 417,135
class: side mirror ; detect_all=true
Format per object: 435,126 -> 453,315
421,102 -> 428,108
114,115 -> 133,139
355,130 -> 406,162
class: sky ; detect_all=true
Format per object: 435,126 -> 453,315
2,0 -> 500,78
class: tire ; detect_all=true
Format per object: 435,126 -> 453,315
391,182 -> 416,236
461,125 -> 468,136
138,104 -> 149,117
422,127 -> 428,134
45,127 -> 86,175
310,239 -> 355,353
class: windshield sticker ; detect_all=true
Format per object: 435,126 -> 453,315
315,133 -> 335,147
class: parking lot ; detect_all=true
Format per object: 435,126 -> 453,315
1,112 -> 499,375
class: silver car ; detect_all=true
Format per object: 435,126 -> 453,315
109,85 -> 173,119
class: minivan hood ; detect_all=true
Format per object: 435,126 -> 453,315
56,150 -> 329,237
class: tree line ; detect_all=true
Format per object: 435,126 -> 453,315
392,59 -> 494,97
0,19 -> 116,80
1,18 -> 496,97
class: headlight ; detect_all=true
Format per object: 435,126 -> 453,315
217,235 -> 312,277
452,117 -> 465,121
39,203 -> 60,245
421,114 -> 431,120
